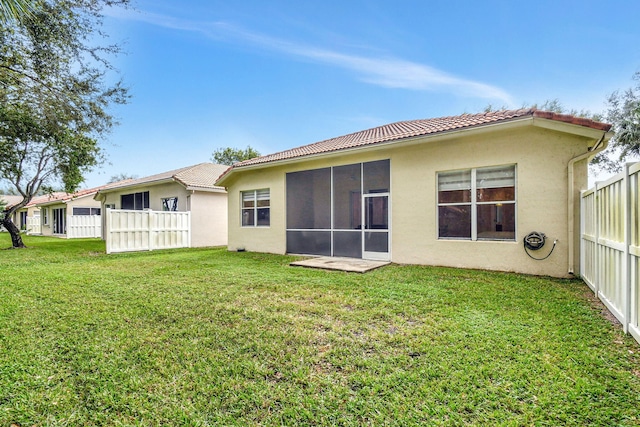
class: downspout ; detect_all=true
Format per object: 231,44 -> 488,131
567,133 -> 607,274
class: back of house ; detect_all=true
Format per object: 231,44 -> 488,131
216,109 -> 612,278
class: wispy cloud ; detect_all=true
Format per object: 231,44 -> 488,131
107,8 -> 513,104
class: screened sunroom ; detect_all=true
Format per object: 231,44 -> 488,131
286,159 -> 390,261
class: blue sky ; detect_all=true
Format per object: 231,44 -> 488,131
83,0 -> 640,187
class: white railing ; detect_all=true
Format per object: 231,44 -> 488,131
67,214 -> 101,239
105,209 -> 191,254
26,216 -> 41,235
581,162 -> 640,345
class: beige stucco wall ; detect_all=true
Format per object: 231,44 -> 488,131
39,205 -> 55,236
225,167 -> 288,254
97,181 -> 228,248
13,205 -> 40,231
190,191 -> 228,247
223,123 -> 601,277
391,125 -> 590,277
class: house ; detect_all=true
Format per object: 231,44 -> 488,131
36,188 -> 107,237
215,109 -> 613,278
1,195 -> 25,232
3,180 -> 135,237
2,193 -> 67,233
94,163 -> 229,247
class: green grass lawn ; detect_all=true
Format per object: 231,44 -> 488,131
1,235 -> 639,426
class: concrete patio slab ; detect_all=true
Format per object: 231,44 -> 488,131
290,257 -> 390,273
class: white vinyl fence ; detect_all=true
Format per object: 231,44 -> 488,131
105,209 -> 191,254
67,214 -> 102,238
26,216 -> 41,235
581,162 -> 640,345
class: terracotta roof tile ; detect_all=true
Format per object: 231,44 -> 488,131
222,109 -> 611,177
32,180 -> 134,207
0,195 -> 26,209
2,179 -> 135,209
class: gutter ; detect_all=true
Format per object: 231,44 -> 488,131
567,131 -> 611,274
184,186 -> 227,193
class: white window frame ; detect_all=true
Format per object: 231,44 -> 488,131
72,207 -> 101,216
161,197 -> 179,211
437,164 -> 516,241
121,191 -> 149,210
42,208 -> 49,225
241,189 -> 270,227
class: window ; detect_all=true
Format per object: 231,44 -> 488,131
242,189 -> 270,227
105,204 -> 115,210
19,211 -> 27,230
42,208 -> 49,225
72,207 -> 101,216
52,208 -> 66,234
162,197 -> 178,211
121,191 -> 149,210
438,165 -> 516,241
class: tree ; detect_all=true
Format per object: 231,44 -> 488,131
211,146 -> 261,165
0,186 -> 17,195
485,99 -> 602,120
484,99 -> 612,174
484,76 -> 640,174
107,173 -> 137,184
0,0 -> 35,23
0,0 -> 130,248
596,71 -> 640,173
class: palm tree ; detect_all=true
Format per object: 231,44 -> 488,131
0,0 -> 35,23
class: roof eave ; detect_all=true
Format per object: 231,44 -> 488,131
36,192 -> 97,207
95,177 -> 177,195
184,185 -> 227,193
532,116 -> 612,140
216,115 -> 612,186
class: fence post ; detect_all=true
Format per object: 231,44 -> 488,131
187,211 -> 192,248
624,163 -> 632,334
147,209 -> 153,252
105,208 -> 112,254
594,181 -> 600,298
580,192 -> 585,280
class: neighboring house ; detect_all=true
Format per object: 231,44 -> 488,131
0,195 -> 25,232
3,183 -> 128,237
94,163 -> 229,247
22,193 -> 70,234
215,109 -> 613,278
2,193 -> 67,233
37,189 -> 107,237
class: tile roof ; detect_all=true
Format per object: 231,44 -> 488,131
97,163 -> 228,192
221,109 -> 611,177
0,195 -> 25,209
2,180 -> 133,209
173,163 -> 229,189
31,180 -> 134,207
26,192 -> 68,207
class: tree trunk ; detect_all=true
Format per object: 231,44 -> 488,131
1,216 -> 25,248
